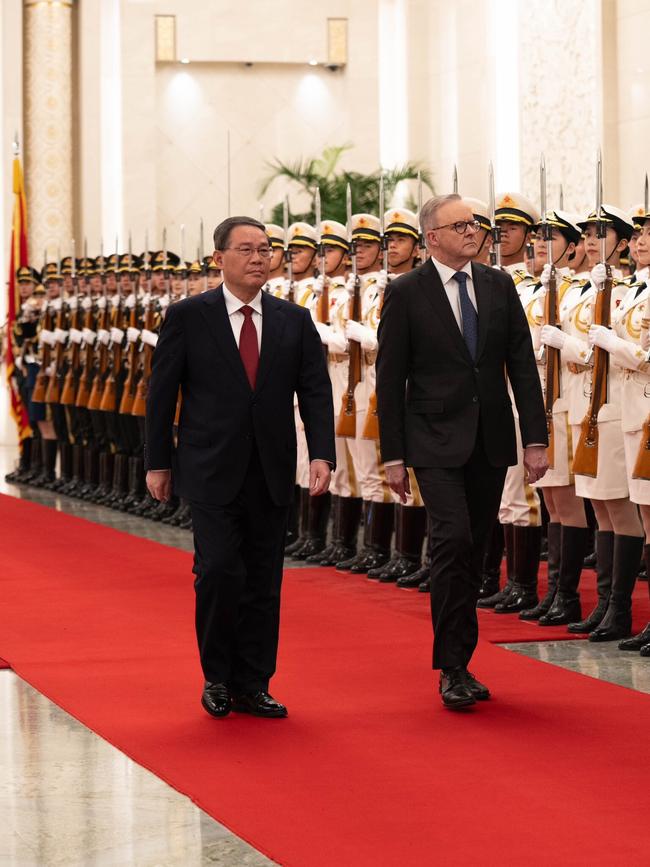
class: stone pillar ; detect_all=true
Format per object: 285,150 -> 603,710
23,0 -> 74,259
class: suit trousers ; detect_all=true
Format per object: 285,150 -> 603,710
415,433 -> 507,670
190,445 -> 289,693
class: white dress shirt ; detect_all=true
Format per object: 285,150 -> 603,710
430,256 -> 477,335
222,283 -> 263,351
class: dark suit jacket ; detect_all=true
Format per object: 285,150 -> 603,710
145,287 -> 335,506
376,259 -> 547,468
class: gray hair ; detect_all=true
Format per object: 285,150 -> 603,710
419,194 -> 462,234
213,216 -> 266,250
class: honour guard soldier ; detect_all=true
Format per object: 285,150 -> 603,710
369,208 -> 428,582
264,224 -> 287,298
478,193 -> 544,613
336,213 -> 394,574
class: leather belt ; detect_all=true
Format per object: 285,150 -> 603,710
567,362 -> 590,374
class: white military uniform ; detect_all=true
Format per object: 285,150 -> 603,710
530,268 -> 577,488
599,267 -> 650,505
560,271 -> 629,499
498,264 -> 543,526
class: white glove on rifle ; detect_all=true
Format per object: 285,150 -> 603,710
588,324 -> 622,353
39,329 -> 56,347
590,263 -> 607,290
540,264 -> 552,291
110,327 -> 125,344
54,328 -> 68,344
81,328 -> 96,345
345,320 -> 377,352
81,296 -> 93,311
96,296 -> 107,310
376,269 -> 389,291
97,329 -> 110,346
140,329 -> 158,348
124,293 -> 136,309
313,274 -> 325,295
126,327 -> 140,344
345,273 -> 358,294
69,328 -> 83,345
540,324 -> 566,350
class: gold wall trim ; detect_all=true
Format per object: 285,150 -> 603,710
24,1 -> 73,9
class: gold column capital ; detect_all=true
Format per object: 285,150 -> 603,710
24,1 -> 74,9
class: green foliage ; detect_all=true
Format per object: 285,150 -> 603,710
259,144 -> 434,226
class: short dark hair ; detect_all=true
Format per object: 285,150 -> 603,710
213,216 -> 267,250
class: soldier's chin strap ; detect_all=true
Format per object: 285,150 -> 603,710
475,231 -> 489,258
552,240 -> 570,267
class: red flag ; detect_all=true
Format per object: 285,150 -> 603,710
5,153 -> 32,440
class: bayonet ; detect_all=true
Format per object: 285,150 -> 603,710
488,161 -> 501,268
283,196 -> 294,302
453,164 -> 458,194
645,173 -> 649,214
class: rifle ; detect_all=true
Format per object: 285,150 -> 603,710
361,175 -> 386,441
283,197 -> 294,303
32,300 -> 55,403
315,188 -> 329,325
44,261 -> 67,403
118,237 -> 143,415
336,184 -> 362,439
488,162 -> 502,268
87,250 -> 110,411
632,288 -> 650,479
60,241 -> 82,406
99,237 -> 124,412
539,155 -> 560,468
573,151 -> 610,477
132,250 -> 154,418
75,260 -> 96,409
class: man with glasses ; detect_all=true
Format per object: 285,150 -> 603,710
145,216 -> 335,719
376,194 -> 547,709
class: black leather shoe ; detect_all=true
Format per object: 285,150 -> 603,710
232,691 -> 288,718
418,576 -> 431,592
439,668 -> 476,709
538,595 -> 581,626
464,670 -> 491,700
397,565 -> 429,589
494,584 -> 538,614
618,622 -> 650,651
640,643 -> 650,657
201,682 -> 231,718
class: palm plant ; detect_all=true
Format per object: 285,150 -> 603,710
259,144 -> 434,226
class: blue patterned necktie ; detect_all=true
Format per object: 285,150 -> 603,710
454,271 -> 478,360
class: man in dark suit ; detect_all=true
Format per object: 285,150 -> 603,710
145,216 -> 335,719
376,194 -> 548,710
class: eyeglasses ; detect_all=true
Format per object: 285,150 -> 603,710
431,220 -> 482,235
225,246 -> 272,258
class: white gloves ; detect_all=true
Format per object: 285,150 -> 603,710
124,293 -> 136,309
140,329 -> 158,348
97,329 -> 110,346
54,328 -> 68,344
540,324 -> 567,350
39,329 -> 56,347
315,322 -> 347,353
345,320 -> 377,351
345,273 -> 359,293
540,264 -> 552,290
51,297 -> 63,311
81,296 -> 93,311
110,327 -> 125,344
642,330 -> 650,353
158,295 -> 170,309
313,274 -> 325,295
81,328 -> 96,345
111,294 -> 122,309
96,296 -> 107,310
69,328 -> 83,345
376,269 -> 389,291
315,322 -> 332,344
67,297 -> 78,311
126,327 -> 140,344
588,324 -> 624,354
590,263 -> 607,290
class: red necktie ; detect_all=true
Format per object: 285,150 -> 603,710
238,305 -> 259,389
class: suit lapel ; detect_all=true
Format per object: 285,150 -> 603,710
472,262 -> 492,361
200,287 -> 250,389
419,259 -> 472,362
255,291 -> 287,393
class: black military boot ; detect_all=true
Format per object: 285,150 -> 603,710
50,442 -> 73,492
619,545 -> 650,650
293,493 -> 332,560
539,525 -> 590,626
79,447 -> 100,499
116,456 -> 145,510
589,534 -> 644,642
477,522 -> 504,600
89,452 -> 114,503
375,506 -> 426,582
23,432 -> 43,484
351,502 -> 394,574
478,524 -> 515,608
33,438 -> 58,487
495,525 -> 541,613
319,497 -> 362,566
567,530 -> 615,633
285,488 -> 310,556
337,500 -> 372,571
5,437 -> 32,482
306,496 -> 339,563
520,521 -> 561,620
60,444 -> 84,495
106,453 -> 129,507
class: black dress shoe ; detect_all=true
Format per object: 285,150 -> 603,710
494,584 -> 538,614
397,565 -> 429,589
439,668 -> 476,709
418,576 -> 431,592
639,642 -> 650,657
618,622 -> 650,651
232,691 -> 288,718
464,670 -> 491,700
201,682 -> 231,718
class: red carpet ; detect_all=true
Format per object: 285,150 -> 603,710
0,658 -> 9,669
1,494 -> 650,866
